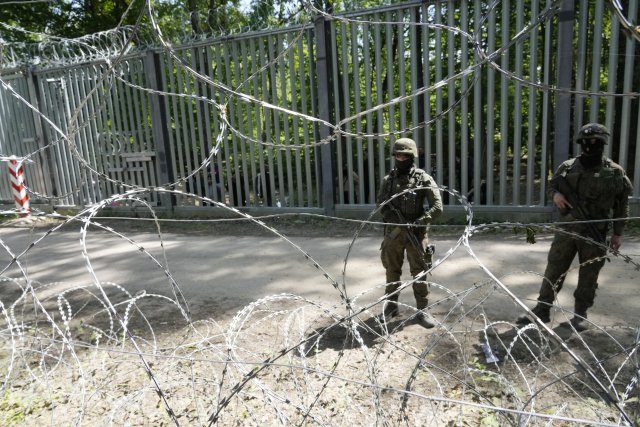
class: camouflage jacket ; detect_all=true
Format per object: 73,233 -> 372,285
550,156 -> 633,235
376,165 -> 443,225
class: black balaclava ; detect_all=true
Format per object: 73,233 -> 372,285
578,140 -> 605,169
395,157 -> 414,175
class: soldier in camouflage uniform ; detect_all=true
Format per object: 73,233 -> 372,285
377,138 -> 443,328
517,123 -> 633,331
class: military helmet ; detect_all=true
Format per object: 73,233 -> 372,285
393,138 -> 418,157
576,123 -> 609,144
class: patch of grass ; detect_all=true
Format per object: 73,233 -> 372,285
0,390 -> 55,425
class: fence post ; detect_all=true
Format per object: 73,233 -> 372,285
314,15 -> 335,216
145,49 -> 175,210
553,0 -> 575,171
9,157 -> 30,217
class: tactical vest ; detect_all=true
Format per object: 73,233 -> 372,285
380,168 -> 431,223
559,157 -> 626,221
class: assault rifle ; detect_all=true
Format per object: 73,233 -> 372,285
551,175 -> 605,244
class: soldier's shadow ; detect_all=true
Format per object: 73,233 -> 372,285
304,314 -> 409,353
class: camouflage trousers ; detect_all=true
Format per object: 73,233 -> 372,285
537,231 -> 607,313
380,226 -> 432,309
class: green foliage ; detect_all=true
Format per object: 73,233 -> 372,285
0,391 -> 55,425
0,0 -> 144,43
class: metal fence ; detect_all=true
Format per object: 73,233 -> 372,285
0,0 -> 638,218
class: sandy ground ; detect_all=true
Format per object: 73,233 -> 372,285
1,219 -> 638,328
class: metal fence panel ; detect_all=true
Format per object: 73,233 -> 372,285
0,0 -> 638,214
0,73 -> 50,203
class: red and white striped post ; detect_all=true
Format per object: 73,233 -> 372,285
9,157 -> 30,217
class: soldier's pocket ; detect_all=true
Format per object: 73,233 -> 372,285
385,226 -> 401,240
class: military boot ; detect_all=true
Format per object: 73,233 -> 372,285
414,292 -> 436,329
516,304 -> 551,326
377,296 -> 399,322
416,311 -> 437,329
570,310 -> 589,332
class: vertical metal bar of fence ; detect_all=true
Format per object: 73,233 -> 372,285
92,66 -> 111,200
195,46 -> 212,203
339,22 -> 350,205
350,22 -> 362,203
409,6 -> 419,146
473,1 -> 483,206
589,2 -> 612,122
486,5 -> 496,205
588,1 -> 604,124
499,0 -> 510,205
185,50 -> 202,198
232,40 -> 251,206
281,33 -> 299,206
241,39 -> 258,207
618,0 -> 638,171
297,32 -> 313,207
398,10 -> 407,135
298,29 -> 320,207
210,43 -> 230,204
307,28 -> 321,208
386,10 -> 395,171
604,13 -> 620,159
191,47 -> 205,200
127,63 -> 145,193
314,15 -> 335,215
144,50 -> 173,209
172,53 -> 189,199
447,3 -> 456,203
267,35 -> 285,206
289,32 -> 304,207
421,3 -> 433,177
526,0 -> 539,205
279,34 -> 294,206
512,1 -> 524,205
221,43 -> 238,205
434,4 -> 443,186
460,0 -> 470,201
362,21 -> 375,205
553,0 -> 575,171
374,17 -> 385,193
258,38 -> 276,206
574,0 -> 589,131
539,0 -> 552,205
352,24 -> 363,206
357,22 -> 370,204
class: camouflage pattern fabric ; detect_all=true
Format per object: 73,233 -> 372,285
538,155 -> 633,312
377,165 -> 443,309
